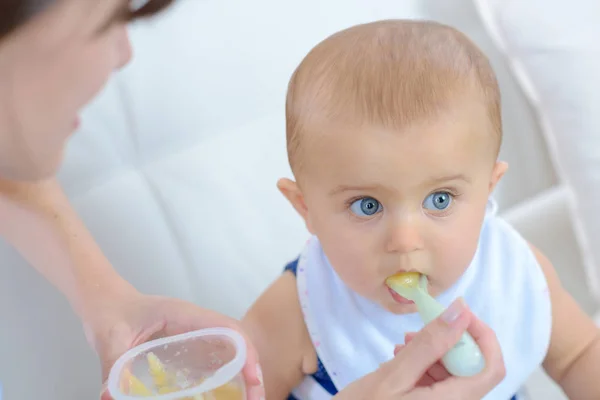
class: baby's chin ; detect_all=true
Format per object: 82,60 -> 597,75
382,300 -> 419,315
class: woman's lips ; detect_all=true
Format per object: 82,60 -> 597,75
73,116 -> 81,130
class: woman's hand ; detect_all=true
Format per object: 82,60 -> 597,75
334,298 -> 506,399
0,179 -> 263,400
93,292 -> 264,400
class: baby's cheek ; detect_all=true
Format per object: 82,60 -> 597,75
328,247 -> 373,292
439,232 -> 479,282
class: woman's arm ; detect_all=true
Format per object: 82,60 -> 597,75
0,178 -> 137,324
0,177 -> 266,399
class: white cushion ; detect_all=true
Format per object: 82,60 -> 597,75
473,0 -> 600,300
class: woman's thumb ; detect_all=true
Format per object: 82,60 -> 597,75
382,298 -> 471,384
98,351 -> 120,400
99,338 -> 129,383
100,381 -> 112,400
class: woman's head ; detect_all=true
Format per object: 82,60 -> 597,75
0,0 -> 173,181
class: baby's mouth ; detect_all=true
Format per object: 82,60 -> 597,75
388,286 -> 414,304
385,271 -> 435,304
385,271 -> 420,304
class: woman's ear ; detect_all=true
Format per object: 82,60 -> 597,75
489,161 -> 508,193
277,178 -> 314,233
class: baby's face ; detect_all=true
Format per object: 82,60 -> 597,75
295,107 -> 504,314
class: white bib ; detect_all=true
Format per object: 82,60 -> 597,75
293,201 -> 552,400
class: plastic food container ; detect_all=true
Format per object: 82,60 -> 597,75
107,328 -> 247,400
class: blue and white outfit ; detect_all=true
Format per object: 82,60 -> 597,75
284,200 -> 552,400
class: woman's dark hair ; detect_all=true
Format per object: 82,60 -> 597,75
0,0 -> 175,38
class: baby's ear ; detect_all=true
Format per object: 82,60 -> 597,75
489,161 -> 508,193
277,178 -> 314,233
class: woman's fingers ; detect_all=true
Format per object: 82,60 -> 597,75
403,333 -> 451,382
466,311 -> 505,375
427,310 -> 506,399
384,302 -> 506,400
99,382 -> 111,400
462,309 -> 506,392
426,362 -> 451,382
342,300 -> 503,400
397,340 -> 451,385
393,344 -> 404,356
380,298 -> 471,387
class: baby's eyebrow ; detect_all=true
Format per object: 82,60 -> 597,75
329,184 -> 382,196
329,175 -> 470,195
427,174 -> 470,184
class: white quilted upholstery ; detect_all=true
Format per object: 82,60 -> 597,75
473,0 -> 600,301
0,0 -> 589,398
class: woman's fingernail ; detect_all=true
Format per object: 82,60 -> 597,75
99,383 -> 108,400
393,345 -> 403,356
256,364 -> 263,385
441,297 -> 466,325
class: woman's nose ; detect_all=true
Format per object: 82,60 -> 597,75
115,27 -> 133,70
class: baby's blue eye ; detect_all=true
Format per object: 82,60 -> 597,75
350,197 -> 382,217
423,192 -> 452,211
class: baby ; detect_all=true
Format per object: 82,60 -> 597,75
243,20 -> 600,399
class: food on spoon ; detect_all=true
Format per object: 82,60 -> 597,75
386,271 -> 421,288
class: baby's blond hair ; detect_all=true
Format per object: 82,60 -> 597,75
285,19 -> 501,174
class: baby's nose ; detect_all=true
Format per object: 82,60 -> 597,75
384,215 -> 424,253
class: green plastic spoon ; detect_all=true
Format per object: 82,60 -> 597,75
386,273 -> 485,377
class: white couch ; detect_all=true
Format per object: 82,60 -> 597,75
0,1 -> 597,399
